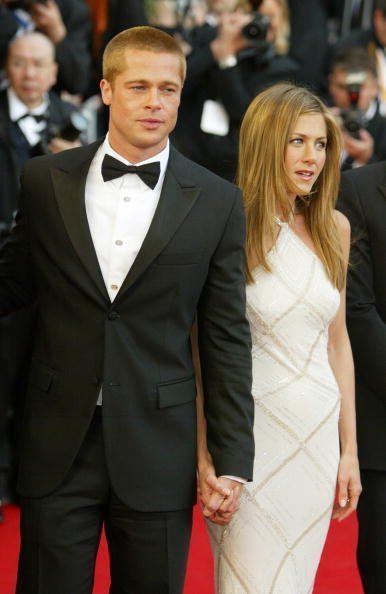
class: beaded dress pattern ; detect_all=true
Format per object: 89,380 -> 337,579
208,219 -> 341,594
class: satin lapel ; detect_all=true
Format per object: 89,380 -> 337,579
50,146 -> 109,302
114,159 -> 201,302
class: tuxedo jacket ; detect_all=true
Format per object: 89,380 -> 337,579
0,89 -> 78,225
0,140 -> 254,510
337,162 -> 386,472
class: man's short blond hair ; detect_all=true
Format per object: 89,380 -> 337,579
102,26 -> 187,84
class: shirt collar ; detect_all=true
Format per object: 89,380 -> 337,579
7,86 -> 49,122
364,99 -> 377,121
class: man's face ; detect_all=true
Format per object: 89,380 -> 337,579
207,0 -> 240,15
6,35 -> 57,109
100,49 -> 183,163
328,69 -> 378,112
374,9 -> 386,47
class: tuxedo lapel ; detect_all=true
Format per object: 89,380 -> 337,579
50,141 -> 109,302
114,148 -> 201,302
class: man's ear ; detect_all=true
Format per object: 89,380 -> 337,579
100,79 -> 112,106
49,61 -> 58,88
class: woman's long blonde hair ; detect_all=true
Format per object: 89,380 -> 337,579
237,82 -> 345,289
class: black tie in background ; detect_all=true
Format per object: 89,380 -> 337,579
101,154 -> 161,189
16,113 -> 47,124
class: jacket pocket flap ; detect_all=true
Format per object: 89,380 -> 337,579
157,376 -> 196,409
29,362 -> 55,392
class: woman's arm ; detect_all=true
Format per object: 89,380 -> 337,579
328,210 -> 362,521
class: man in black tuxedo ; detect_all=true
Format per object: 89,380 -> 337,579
338,162 -> 386,594
0,25 -> 254,594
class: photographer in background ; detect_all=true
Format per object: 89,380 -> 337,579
328,47 -> 386,169
0,31 -> 85,522
330,0 -> 386,110
172,0 -> 298,180
0,0 -> 93,97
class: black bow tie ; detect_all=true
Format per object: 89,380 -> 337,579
16,113 -> 46,123
101,154 -> 160,189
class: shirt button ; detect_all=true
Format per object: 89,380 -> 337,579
124,196 -> 131,202
115,240 -> 123,246
108,311 -> 120,320
110,284 -> 118,291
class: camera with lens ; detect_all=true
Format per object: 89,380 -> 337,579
33,110 -> 88,155
242,12 -> 270,43
340,71 -> 367,139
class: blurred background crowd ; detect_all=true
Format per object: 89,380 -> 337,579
0,0 -> 385,520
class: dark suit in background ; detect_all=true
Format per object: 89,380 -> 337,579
338,162 -> 386,594
0,87 -> 79,509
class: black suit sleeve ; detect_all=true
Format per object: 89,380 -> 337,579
0,6 -> 18,68
0,185 -> 37,316
197,189 -> 254,480
54,0 -> 93,95
288,0 -> 328,91
338,172 -> 386,400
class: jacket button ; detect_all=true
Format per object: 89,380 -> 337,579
108,311 -> 120,320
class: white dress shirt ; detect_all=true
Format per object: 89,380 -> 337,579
7,87 -> 48,146
85,135 -> 169,301
85,135 -> 169,403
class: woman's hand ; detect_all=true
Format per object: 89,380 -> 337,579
197,457 -> 241,526
332,452 -> 362,522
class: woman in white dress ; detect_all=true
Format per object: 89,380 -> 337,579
197,83 -> 362,594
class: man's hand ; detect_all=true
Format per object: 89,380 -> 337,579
343,128 -> 374,165
48,137 -> 81,153
30,0 -> 66,44
198,463 -> 242,525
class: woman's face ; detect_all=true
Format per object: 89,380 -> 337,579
258,0 -> 283,43
284,113 -> 328,202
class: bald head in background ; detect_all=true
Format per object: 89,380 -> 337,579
6,32 -> 58,109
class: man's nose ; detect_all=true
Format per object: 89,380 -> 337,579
23,64 -> 38,77
146,88 -> 162,108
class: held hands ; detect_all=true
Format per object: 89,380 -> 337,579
198,460 -> 242,526
332,452 -> 362,522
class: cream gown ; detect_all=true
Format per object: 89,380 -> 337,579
207,219 -> 341,594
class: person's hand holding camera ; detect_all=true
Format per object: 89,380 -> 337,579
343,128 -> 374,165
29,0 -> 66,45
210,11 -> 254,64
48,136 -> 81,154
